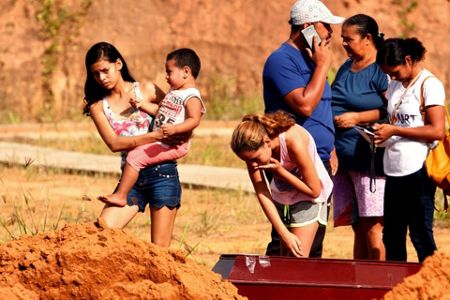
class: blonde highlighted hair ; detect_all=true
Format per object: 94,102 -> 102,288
231,110 -> 296,154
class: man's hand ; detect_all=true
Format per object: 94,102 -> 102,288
307,36 -> 332,71
330,148 -> 339,176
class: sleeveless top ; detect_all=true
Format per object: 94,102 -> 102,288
102,82 -> 153,162
270,125 -> 333,205
153,87 -> 205,130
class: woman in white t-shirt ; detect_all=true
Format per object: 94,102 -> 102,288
373,38 -> 446,262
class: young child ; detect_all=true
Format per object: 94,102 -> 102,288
230,111 -> 333,257
99,48 -> 205,206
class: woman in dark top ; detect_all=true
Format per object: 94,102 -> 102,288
331,14 -> 388,260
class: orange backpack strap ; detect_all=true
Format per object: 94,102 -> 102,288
419,76 -> 435,123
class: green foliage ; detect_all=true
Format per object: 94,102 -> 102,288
6,111 -> 21,124
392,0 -> 418,37
34,0 -> 92,122
0,192 -> 64,239
434,190 -> 450,227
328,67 -> 337,85
204,75 -> 263,120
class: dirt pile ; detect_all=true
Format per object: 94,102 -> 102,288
0,220 -> 245,300
383,251 -> 450,300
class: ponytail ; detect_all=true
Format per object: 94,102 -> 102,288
231,111 -> 296,154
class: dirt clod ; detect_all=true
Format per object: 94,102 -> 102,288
0,223 -> 246,300
384,251 -> 450,300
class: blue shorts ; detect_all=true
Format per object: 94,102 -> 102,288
116,161 -> 181,212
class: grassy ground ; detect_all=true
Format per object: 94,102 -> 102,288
0,122 -> 449,269
1,163 -> 449,269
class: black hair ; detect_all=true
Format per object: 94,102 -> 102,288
343,14 -> 384,50
83,42 -> 135,115
166,48 -> 201,79
376,37 -> 426,67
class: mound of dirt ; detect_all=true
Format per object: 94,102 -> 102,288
383,251 -> 450,300
0,219 -> 245,300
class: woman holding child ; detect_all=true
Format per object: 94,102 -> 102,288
83,42 -> 203,247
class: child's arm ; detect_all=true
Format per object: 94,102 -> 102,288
161,97 -> 203,137
130,98 -> 159,116
130,82 -> 165,116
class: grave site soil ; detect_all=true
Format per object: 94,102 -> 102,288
0,219 -> 449,299
0,219 -> 245,300
384,251 -> 450,300
0,123 -> 449,299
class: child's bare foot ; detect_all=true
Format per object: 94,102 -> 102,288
97,193 -> 127,207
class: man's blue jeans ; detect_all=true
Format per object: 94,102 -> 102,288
383,166 -> 437,262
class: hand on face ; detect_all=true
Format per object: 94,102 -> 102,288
253,157 -> 281,172
308,34 -> 332,70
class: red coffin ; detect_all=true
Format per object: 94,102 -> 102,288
212,254 -> 421,300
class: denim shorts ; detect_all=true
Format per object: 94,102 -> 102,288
115,161 -> 181,212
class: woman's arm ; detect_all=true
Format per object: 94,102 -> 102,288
276,126 -> 322,198
334,109 -> 381,128
374,105 -> 445,145
89,101 -> 163,152
334,92 -> 388,128
247,164 -> 303,257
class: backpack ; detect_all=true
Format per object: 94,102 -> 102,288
420,77 -> 450,211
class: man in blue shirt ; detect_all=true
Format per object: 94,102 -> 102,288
262,0 -> 343,258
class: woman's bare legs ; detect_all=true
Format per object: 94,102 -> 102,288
281,222 -> 319,257
150,206 -> 178,247
361,217 -> 385,260
99,204 -> 178,248
353,223 -> 369,259
352,217 -> 385,260
99,203 -> 139,229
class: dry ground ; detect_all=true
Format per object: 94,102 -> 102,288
0,121 -> 449,269
1,164 -> 449,270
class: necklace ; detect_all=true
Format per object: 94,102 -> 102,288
392,69 -> 424,114
402,68 -> 424,89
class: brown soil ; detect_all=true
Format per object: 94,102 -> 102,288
1,0 -> 449,120
0,219 -> 245,300
384,251 -> 450,300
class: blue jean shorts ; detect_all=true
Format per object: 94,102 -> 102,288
116,161 -> 181,212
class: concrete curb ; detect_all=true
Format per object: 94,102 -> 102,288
0,142 -> 254,193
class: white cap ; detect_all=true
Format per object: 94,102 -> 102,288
290,0 -> 345,25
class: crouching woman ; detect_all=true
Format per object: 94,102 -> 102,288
231,111 -> 333,257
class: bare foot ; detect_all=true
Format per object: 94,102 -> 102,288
97,193 -> 127,207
